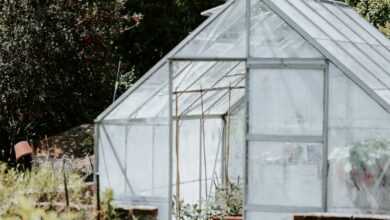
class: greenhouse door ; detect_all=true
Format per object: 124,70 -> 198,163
245,59 -> 328,220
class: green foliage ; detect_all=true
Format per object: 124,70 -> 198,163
2,197 -> 79,220
0,0 -> 225,164
0,0 -> 136,162
0,162 -> 94,219
173,182 -> 244,220
343,0 -> 390,37
121,0 -> 225,79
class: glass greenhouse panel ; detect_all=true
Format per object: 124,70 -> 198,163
250,0 -> 322,58
290,0 -> 346,42
172,61 -> 246,116
268,0 -> 390,111
227,104 -> 246,182
337,42 -> 390,87
323,3 -> 379,46
99,122 -> 170,220
106,63 -> 169,120
248,141 -> 323,208
317,39 -> 386,90
268,0 -> 324,40
174,0 -> 246,58
172,119 -> 223,204
341,7 -> 390,48
124,124 -> 170,197
99,124 -> 127,196
328,64 -> 390,214
249,68 -> 324,136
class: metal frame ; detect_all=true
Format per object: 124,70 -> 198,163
246,204 -> 324,213
247,58 -> 326,70
247,134 -> 324,143
322,60 -> 330,212
168,61 -> 174,220
245,61 -> 327,217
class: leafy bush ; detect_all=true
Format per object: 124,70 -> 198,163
0,162 -> 94,219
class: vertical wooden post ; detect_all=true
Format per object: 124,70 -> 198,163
63,159 -> 70,207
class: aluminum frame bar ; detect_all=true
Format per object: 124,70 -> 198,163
246,204 -> 324,213
173,85 -> 245,94
322,60 -> 330,211
168,61 -> 173,220
247,134 -> 324,143
248,58 -> 326,69
169,57 -> 247,62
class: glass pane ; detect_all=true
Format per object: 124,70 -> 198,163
172,61 -> 246,116
250,0 -> 322,58
175,0 -> 246,58
324,3 -> 378,45
338,42 -> 390,87
125,124 -> 170,197
342,7 -> 390,48
99,124 -> 127,195
287,0 -> 346,42
328,64 -> 390,213
173,119 -> 223,204
228,104 -> 246,182
106,63 -> 169,120
271,0 -> 324,39
249,68 -> 324,136
248,141 -> 323,207
306,0 -> 364,44
356,43 -> 390,73
317,39 -> 386,90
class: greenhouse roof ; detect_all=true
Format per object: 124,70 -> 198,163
96,0 -> 390,122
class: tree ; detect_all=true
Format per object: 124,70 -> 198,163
121,0 -> 225,79
0,0 -> 136,163
0,0 -> 224,163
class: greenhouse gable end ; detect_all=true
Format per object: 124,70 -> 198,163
95,0 -> 390,219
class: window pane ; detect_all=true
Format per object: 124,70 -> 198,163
248,141 -> 323,207
175,0 -> 246,58
250,0 -> 322,58
249,68 -> 324,135
328,64 -> 390,213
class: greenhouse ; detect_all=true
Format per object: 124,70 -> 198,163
94,0 -> 390,219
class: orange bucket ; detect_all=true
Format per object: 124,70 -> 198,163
14,141 -> 33,161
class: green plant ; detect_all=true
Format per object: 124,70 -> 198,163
331,139 -> 390,211
172,181 -> 243,220
0,162 -> 96,219
213,182 -> 243,217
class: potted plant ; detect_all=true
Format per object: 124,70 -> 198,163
209,181 -> 243,220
